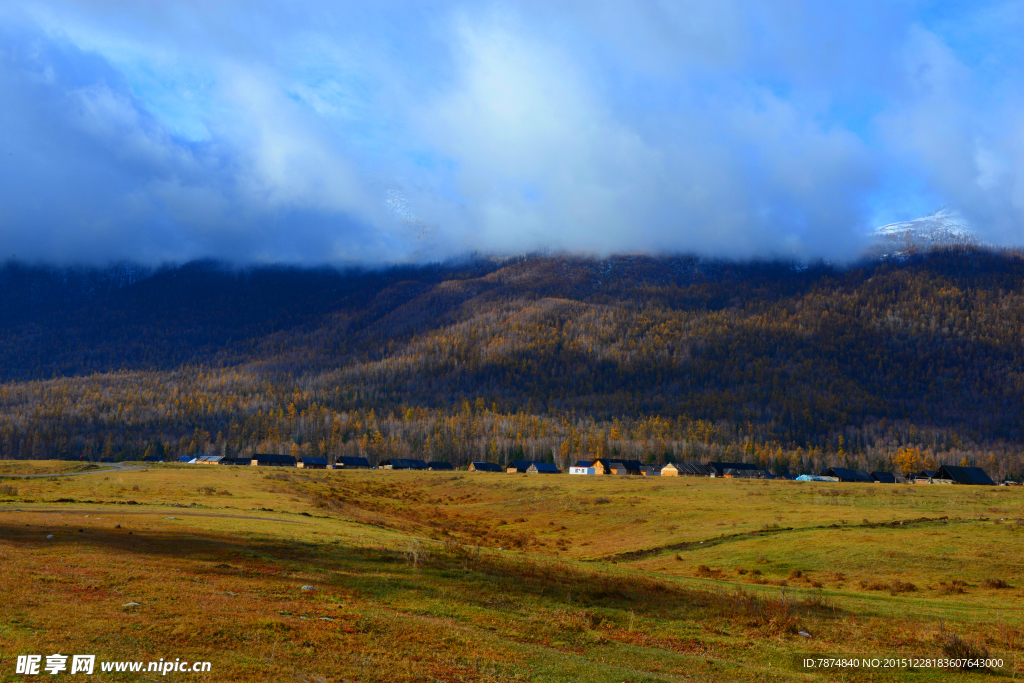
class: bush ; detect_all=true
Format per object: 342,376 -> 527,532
695,565 -> 722,578
938,580 -> 968,595
982,578 -> 1010,589
0,485 -> 17,496
936,632 -> 989,669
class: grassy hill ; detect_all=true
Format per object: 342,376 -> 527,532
0,463 -> 1021,681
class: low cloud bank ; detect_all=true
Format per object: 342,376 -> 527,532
1,1 -> 1022,264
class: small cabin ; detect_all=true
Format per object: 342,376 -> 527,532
298,457 -> 328,469
219,457 -> 252,466
506,461 -> 533,473
591,459 -> 642,475
427,461 -> 454,471
526,462 -> 561,474
871,471 -> 896,484
197,455 -> 224,465
639,465 -> 661,476
468,462 -> 503,472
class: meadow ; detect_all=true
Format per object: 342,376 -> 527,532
1,463 -> 1022,682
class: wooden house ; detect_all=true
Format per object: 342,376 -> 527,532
468,462 -> 503,472
591,459 -> 642,475
569,461 -> 595,475
427,461 -> 454,471
506,461 -> 533,473
526,462 -> 561,474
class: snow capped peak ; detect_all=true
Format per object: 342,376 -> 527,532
871,207 -> 979,255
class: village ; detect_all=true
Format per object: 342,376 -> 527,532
152,453 -> 1007,486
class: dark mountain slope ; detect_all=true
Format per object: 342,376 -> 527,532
1,249 -> 1024,472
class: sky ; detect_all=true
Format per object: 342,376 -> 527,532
1,0 -> 1023,265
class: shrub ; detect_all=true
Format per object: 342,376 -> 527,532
696,565 -> 722,578
859,579 -> 916,594
0,485 -> 17,496
982,578 -> 1010,589
594,497 -> 611,505
937,580 -> 968,595
788,569 -> 803,579
888,580 -> 917,594
936,632 -> 989,669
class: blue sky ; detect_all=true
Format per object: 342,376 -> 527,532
1,0 -> 1022,264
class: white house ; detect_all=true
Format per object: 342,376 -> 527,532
569,460 -> 595,475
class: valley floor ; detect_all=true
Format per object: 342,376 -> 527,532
1,463 -> 1022,681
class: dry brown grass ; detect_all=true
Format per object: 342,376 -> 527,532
0,463 -> 1021,681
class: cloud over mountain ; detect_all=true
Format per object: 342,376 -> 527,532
1,1 -> 1023,264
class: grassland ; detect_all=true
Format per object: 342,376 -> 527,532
1,463 -> 1022,682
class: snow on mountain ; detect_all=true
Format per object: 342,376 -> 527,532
871,208 -> 979,254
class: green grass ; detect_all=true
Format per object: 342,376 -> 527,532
0,463 -> 1021,681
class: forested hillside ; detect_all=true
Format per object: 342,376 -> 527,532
1,249 -> 1023,479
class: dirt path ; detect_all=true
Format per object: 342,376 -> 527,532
598,515 -> 964,562
0,462 -> 145,479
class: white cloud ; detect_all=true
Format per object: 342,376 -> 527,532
0,1 -> 1022,263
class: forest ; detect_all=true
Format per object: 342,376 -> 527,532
0,248 -> 1022,479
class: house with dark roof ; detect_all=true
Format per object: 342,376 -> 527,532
380,459 -> 427,470
569,461 -> 595,475
526,462 -> 561,474
143,455 -> 165,463
823,467 -> 874,483
335,456 -> 371,469
506,461 -> 533,473
427,461 -> 454,471
251,453 -> 297,467
219,456 -> 253,465
913,470 -> 937,484
468,462 -> 503,472
871,471 -> 897,483
591,459 -> 643,475
705,462 -> 759,477
298,457 -> 328,469
639,465 -> 661,476
932,465 -> 995,486
725,468 -> 775,479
